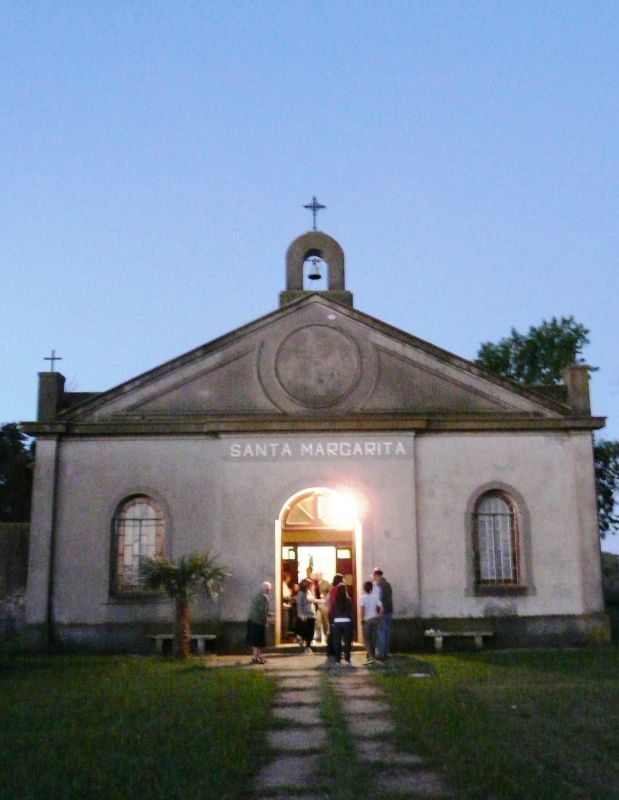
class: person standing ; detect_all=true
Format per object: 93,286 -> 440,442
331,582 -> 354,666
306,566 -> 320,599
296,579 -> 316,652
373,567 -> 393,662
360,580 -> 381,664
325,573 -> 344,658
282,571 -> 294,640
246,581 -> 272,664
313,571 -> 331,644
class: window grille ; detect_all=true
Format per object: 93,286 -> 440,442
473,493 -> 520,585
114,496 -> 164,592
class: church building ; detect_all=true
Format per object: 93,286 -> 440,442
22,229 -> 609,652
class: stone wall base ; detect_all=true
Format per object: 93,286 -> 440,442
16,613 -> 610,654
17,621 -> 249,655
394,612 -> 611,651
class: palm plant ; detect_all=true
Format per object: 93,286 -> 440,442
139,552 -> 230,659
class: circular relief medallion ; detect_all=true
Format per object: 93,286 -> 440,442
275,325 -> 361,408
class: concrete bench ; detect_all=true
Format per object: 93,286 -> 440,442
148,634 -> 216,655
424,629 -> 494,652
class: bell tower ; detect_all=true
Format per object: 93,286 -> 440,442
279,230 -> 354,308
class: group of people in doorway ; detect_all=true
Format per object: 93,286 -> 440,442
281,568 -> 330,647
246,567 -> 393,666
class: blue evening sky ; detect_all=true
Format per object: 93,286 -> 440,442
2,3 -> 618,550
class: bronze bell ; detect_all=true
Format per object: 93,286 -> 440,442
308,257 -> 322,280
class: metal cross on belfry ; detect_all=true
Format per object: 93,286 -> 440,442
44,349 -> 62,372
303,196 -> 326,231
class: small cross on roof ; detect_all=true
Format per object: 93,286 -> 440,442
303,196 -> 326,231
44,349 -> 62,371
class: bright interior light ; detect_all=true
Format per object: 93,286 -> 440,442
324,488 -> 364,528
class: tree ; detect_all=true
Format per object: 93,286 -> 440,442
0,423 -> 34,522
476,316 -> 593,384
594,440 -> 619,539
601,552 -> 619,582
139,552 -> 230,658
476,318 -> 619,539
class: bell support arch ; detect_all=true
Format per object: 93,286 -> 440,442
279,231 -> 354,307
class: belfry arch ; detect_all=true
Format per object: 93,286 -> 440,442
274,486 -> 363,646
279,231 -> 354,307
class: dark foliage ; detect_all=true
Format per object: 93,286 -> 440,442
476,320 -> 618,539
594,439 -> 619,539
139,552 -> 230,658
476,316 -> 594,384
0,424 -> 34,522
601,552 -> 619,581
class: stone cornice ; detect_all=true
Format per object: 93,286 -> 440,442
22,413 -> 606,437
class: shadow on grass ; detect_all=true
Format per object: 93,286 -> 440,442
367,654 -> 438,677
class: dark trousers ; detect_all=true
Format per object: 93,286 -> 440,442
297,617 -> 315,647
376,612 -> 393,659
332,620 -> 353,662
362,617 -> 378,659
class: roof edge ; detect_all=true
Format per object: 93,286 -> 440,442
52,293 -> 584,421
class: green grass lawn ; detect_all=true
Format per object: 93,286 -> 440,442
0,656 -> 275,800
379,646 -> 619,800
1,648 -> 618,800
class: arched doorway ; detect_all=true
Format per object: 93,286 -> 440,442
275,487 -> 362,645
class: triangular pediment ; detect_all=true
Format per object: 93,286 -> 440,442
63,295 -> 567,422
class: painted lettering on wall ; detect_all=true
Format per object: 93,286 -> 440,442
227,439 -> 409,460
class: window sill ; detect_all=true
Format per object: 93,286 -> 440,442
475,584 -> 529,597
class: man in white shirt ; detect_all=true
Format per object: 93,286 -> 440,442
360,579 -> 381,664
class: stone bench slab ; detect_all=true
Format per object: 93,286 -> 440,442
147,634 -> 216,655
424,629 -> 493,652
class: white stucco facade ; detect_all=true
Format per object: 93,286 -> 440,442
22,231 -> 608,651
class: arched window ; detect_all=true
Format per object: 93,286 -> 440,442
113,496 -> 164,593
282,489 -> 357,530
473,492 -> 520,586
